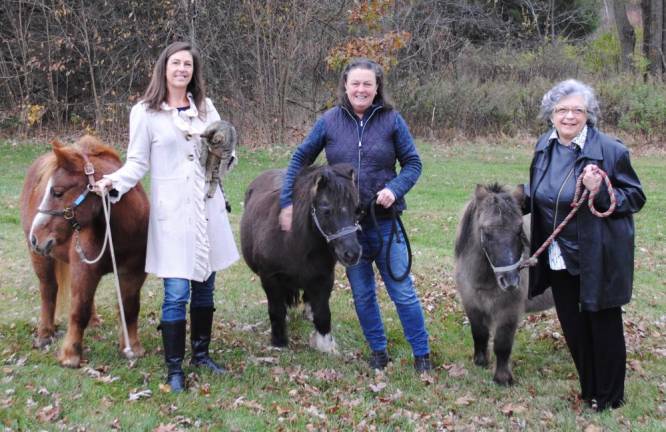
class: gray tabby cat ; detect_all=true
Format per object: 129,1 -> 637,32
199,120 -> 237,211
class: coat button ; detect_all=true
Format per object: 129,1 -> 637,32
187,154 -> 194,161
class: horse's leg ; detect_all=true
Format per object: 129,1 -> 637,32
261,275 -> 288,347
466,306 -> 491,368
306,275 -> 337,354
117,269 -> 147,359
30,254 -> 58,348
58,268 -> 101,368
492,316 -> 519,386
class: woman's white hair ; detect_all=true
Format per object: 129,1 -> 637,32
539,79 -> 600,126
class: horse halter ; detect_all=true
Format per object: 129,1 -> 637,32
310,206 -> 361,243
37,154 -> 97,231
480,231 -> 527,274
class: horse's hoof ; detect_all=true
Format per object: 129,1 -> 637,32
122,344 -> 145,359
271,336 -> 288,348
309,331 -> 338,354
493,371 -> 514,386
473,353 -> 489,368
58,353 -> 82,368
33,335 -> 55,349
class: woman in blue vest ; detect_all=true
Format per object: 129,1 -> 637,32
278,58 -> 431,372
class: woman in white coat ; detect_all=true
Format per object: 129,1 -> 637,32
96,41 -> 239,392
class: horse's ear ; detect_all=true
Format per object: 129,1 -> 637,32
512,184 -> 525,206
311,172 -> 328,197
51,140 -> 82,173
474,184 -> 488,200
51,139 -> 64,150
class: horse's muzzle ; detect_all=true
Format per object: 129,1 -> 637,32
30,234 -> 55,256
335,243 -> 362,268
496,271 -> 520,292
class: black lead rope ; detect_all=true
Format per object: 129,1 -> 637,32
368,203 -> 413,282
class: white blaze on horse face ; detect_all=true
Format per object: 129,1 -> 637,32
309,331 -> 338,354
29,177 -> 53,243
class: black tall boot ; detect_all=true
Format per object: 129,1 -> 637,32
190,307 -> 226,374
160,320 -> 186,392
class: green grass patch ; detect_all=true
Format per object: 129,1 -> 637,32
0,138 -> 664,431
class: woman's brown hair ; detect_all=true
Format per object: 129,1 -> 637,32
142,41 -> 207,116
336,58 -> 393,112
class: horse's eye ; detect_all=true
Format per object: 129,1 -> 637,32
51,188 -> 64,198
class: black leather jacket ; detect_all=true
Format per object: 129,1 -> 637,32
524,127 -> 646,311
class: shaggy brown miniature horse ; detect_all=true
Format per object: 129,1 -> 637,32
241,164 -> 362,353
20,136 -> 149,367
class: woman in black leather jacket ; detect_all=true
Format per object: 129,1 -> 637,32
524,79 -> 646,411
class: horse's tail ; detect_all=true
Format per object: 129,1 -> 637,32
525,287 -> 554,313
54,260 -> 71,319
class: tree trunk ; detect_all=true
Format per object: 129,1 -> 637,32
612,0 -> 636,72
646,0 -> 664,77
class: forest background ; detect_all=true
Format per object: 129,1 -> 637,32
2,0 -> 665,147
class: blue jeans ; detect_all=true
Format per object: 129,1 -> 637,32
345,219 -> 430,356
162,273 -> 216,322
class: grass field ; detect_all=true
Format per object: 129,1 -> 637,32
0,137 -> 664,431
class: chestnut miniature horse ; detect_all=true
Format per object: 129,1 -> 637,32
20,136 -> 149,367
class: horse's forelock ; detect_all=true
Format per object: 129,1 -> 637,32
34,153 -> 58,197
477,188 -> 522,224
291,164 -> 357,232
76,135 -> 121,163
321,165 -> 357,206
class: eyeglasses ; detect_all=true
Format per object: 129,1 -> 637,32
554,107 -> 587,117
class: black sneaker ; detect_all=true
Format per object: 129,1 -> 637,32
368,349 -> 390,370
414,354 -> 432,373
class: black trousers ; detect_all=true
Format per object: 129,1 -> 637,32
549,270 -> 626,411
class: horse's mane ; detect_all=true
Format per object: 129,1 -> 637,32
454,183 -> 519,258
291,164 -> 357,234
34,135 -> 121,197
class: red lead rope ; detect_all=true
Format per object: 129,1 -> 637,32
521,166 -> 616,268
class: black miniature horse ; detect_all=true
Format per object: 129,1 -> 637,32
240,164 -> 362,353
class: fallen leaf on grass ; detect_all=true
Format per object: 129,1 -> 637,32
443,363 -> 467,377
584,424 -> 603,432
420,373 -> 436,384
153,423 -> 180,432
194,382 -> 210,396
628,359 -> 644,375
455,395 -> 475,406
128,389 -> 153,401
250,356 -> 278,365
274,404 -> 291,415
501,403 -> 527,416
305,405 -> 326,420
369,382 -> 387,393
232,396 -> 265,412
313,368 -> 342,381
159,383 -> 171,393
36,404 -> 60,422
378,389 -> 403,403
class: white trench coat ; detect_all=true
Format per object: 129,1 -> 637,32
105,95 -> 239,281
